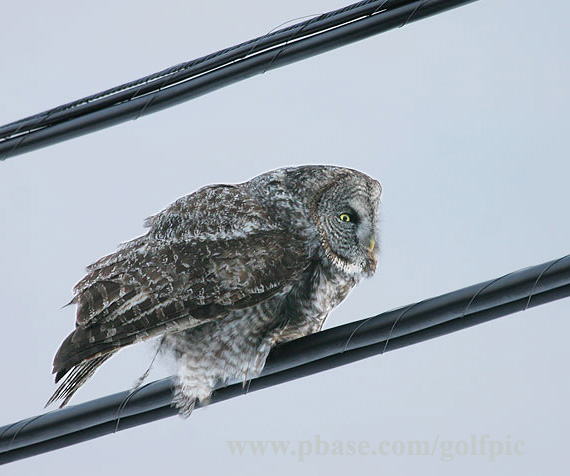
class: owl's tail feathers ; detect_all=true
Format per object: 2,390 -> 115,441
46,351 -> 117,408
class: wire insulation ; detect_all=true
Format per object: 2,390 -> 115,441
1,254 -> 568,464
0,0 -> 478,161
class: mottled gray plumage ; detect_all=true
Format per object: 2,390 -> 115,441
48,165 -> 382,413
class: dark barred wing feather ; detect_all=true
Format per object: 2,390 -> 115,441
49,184 -> 309,407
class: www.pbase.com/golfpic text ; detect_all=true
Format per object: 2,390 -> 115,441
226,434 -> 525,462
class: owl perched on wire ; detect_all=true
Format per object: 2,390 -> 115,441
48,165 -> 381,415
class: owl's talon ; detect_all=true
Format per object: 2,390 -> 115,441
172,387 -> 196,418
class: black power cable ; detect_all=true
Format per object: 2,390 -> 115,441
0,0 -> 478,161
1,254 -> 568,464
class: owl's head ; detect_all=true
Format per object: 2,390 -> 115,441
310,169 -> 382,277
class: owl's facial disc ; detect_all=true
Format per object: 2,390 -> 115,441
315,177 -> 381,277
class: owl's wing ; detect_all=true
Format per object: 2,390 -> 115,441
50,184 -> 310,405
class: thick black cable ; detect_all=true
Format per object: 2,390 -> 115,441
1,254 -> 569,464
0,0 -> 478,161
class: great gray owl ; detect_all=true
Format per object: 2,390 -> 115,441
48,165 -> 381,414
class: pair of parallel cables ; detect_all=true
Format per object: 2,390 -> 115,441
4,0 -> 566,466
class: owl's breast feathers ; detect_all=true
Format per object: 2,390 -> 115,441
277,259 -> 358,342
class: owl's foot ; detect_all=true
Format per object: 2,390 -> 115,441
172,385 -> 197,418
172,375 -> 214,417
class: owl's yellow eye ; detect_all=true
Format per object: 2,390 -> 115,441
339,213 -> 352,222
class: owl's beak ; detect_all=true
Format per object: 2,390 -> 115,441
368,237 -> 375,254
365,237 -> 378,274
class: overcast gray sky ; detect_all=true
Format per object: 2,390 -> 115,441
1,1 -> 569,474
